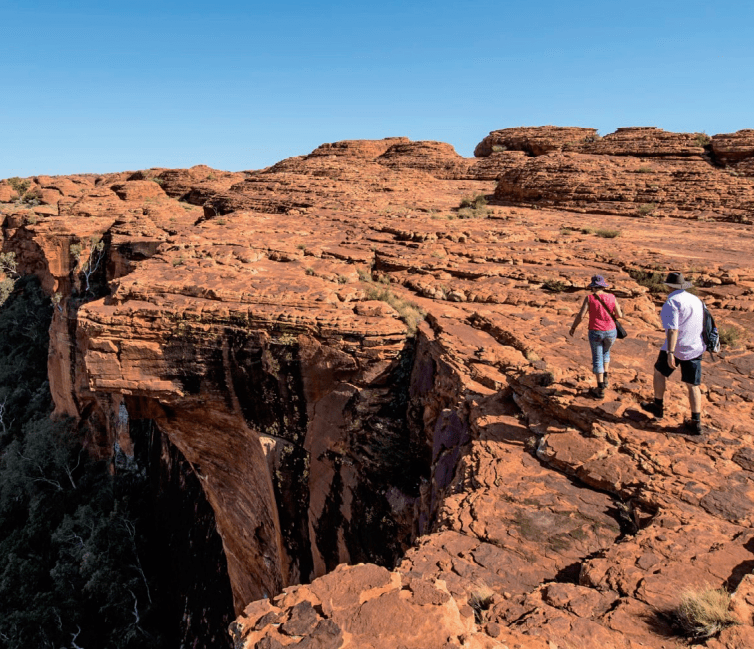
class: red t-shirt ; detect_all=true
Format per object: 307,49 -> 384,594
588,293 -> 617,331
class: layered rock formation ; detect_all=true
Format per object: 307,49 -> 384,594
477,126 -> 754,221
2,126 -> 754,649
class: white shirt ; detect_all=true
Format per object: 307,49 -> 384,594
660,289 -> 706,360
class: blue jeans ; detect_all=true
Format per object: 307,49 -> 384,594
588,329 -> 617,374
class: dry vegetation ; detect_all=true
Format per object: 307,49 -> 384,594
674,586 -> 737,639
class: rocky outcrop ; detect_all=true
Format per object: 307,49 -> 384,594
573,126 -> 708,157
712,129 -> 754,164
478,126 -> 754,221
712,130 -> 754,177
495,152 -> 754,221
3,129 -> 754,649
376,140 -> 473,179
475,126 -> 599,157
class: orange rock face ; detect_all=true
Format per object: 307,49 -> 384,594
475,126 -> 599,157
2,127 -> 754,649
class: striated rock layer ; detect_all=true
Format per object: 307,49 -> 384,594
2,126 -> 754,649
474,126 -> 754,221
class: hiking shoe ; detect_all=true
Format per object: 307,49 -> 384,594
683,419 -> 703,435
590,386 -> 605,400
640,401 -> 664,418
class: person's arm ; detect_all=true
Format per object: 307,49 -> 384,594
614,298 -> 623,319
569,296 -> 589,337
666,329 -> 679,368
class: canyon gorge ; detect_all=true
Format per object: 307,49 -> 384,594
1,126 -> 754,649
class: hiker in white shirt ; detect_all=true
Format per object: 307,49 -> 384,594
641,272 -> 706,435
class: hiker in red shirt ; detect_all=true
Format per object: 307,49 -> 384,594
569,275 -> 624,399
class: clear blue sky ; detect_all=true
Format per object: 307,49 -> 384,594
1,0 -> 752,178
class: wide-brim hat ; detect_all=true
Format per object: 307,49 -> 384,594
663,271 -> 693,290
588,274 -> 610,288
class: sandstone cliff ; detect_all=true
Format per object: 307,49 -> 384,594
2,126 -> 754,649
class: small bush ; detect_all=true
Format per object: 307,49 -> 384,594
460,194 -> 487,210
7,177 -> 30,196
542,279 -> 568,293
719,324 -> 744,347
674,586 -> 737,639
362,280 -> 426,335
580,227 -> 595,234
694,132 -> 711,147
637,166 -> 653,173
637,203 -> 656,216
491,144 -> 507,152
595,229 -> 621,238
628,268 -> 667,295
69,243 -> 83,260
20,187 -> 42,205
458,206 -> 490,219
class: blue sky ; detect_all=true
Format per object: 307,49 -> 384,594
1,0 -> 752,177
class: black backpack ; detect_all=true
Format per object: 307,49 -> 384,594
702,303 -> 720,357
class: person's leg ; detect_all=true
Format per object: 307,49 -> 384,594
642,352 -> 672,418
653,368 -> 667,400
687,384 -> 702,413
680,356 -> 703,434
588,331 -> 605,396
602,331 -> 616,388
589,331 -> 604,381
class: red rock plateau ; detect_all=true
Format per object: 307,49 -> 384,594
2,126 -> 754,649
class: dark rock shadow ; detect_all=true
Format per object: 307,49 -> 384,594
725,535 -> 754,591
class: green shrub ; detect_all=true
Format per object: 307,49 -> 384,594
458,206 -> 490,219
595,229 -> 621,238
719,324 -> 744,347
7,177 -> 30,196
694,132 -> 711,147
460,194 -> 487,210
362,279 -> 426,335
491,144 -> 506,152
628,268 -> 667,294
637,166 -> 653,173
542,279 -> 568,293
580,227 -> 595,234
637,203 -> 656,216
